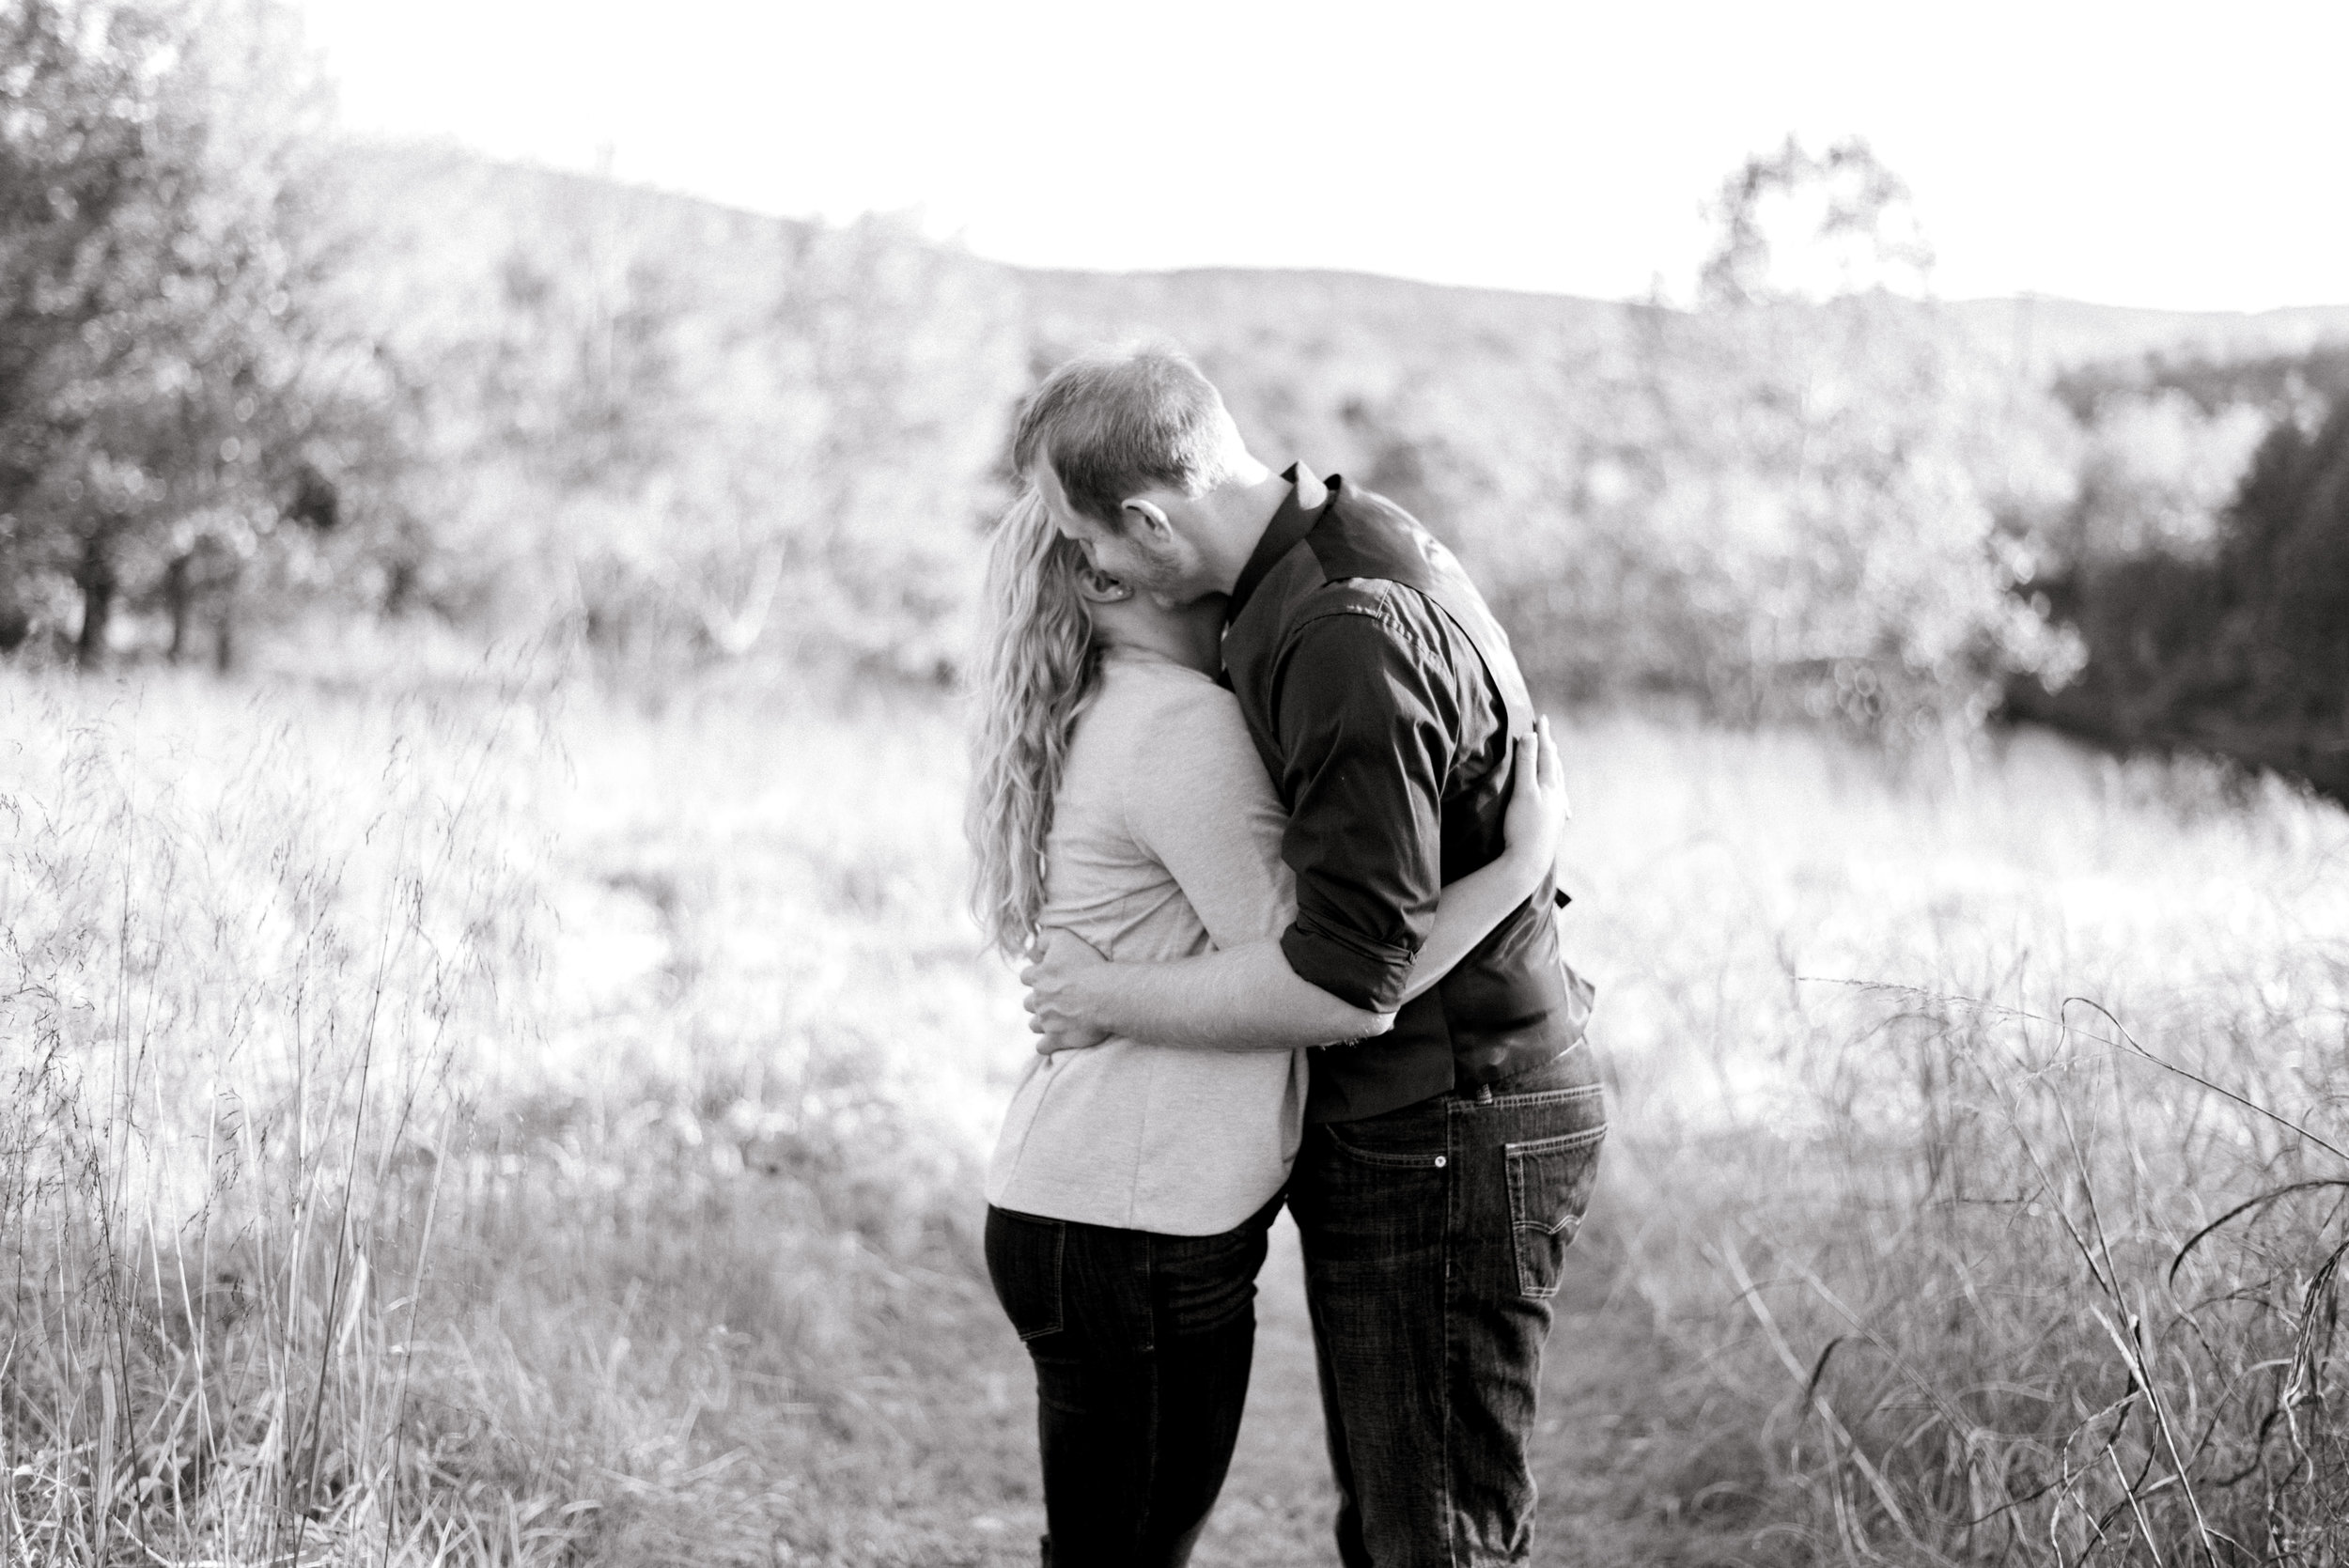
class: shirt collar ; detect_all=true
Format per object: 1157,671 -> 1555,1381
1227,462 -> 1329,624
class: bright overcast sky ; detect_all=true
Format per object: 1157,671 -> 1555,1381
295,0 -> 2347,313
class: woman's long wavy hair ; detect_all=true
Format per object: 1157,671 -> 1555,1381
966,489 -> 1102,960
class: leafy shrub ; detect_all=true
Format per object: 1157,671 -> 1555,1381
2016,394 -> 2349,798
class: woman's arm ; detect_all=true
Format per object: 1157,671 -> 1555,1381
1396,718 -> 1568,1006
1030,718 -> 1570,1052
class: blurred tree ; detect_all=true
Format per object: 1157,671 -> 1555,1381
0,0 -> 163,660
0,0 -> 350,669
2055,391 -> 2267,564
2205,403 -> 2349,732
2054,344 -> 2349,423
2015,391 -> 2349,799
1659,138 -> 2078,738
1308,139 -> 2074,741
1699,135 -> 1935,307
359,160 -> 1027,686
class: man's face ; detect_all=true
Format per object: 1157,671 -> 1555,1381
1030,462 -> 1193,600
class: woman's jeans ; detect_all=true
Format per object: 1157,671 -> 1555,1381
1290,1044 -> 1609,1568
984,1192 -> 1282,1567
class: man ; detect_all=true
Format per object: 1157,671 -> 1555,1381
1018,345 -> 1605,1567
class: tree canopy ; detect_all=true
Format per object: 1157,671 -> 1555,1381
0,0 -> 356,667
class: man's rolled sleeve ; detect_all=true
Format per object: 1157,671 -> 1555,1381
1271,602 -> 1455,1014
1280,912 -> 1413,1016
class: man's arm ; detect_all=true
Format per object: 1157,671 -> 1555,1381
1025,720 -> 1567,1052
1024,933 -> 1388,1050
1025,601 -> 1464,1049
1024,677 -> 1386,1051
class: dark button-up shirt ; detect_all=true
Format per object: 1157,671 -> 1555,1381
1222,466 -> 1590,1123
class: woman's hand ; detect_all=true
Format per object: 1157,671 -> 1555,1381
1498,714 -> 1569,896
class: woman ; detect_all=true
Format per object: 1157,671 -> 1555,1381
965,492 -> 1568,1565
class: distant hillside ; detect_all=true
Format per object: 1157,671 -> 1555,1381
1942,295 -> 2349,378
1041,273 -> 2349,384
324,141 -> 836,352
331,140 -> 2349,394
1019,265 -> 1631,365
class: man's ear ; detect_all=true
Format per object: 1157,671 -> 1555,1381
1119,497 -> 1174,540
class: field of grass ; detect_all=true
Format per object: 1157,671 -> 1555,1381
3,659 -> 2343,1565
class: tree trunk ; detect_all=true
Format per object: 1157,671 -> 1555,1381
211,559 -> 241,674
165,553 -> 191,662
74,539 -> 116,671
0,565 -> 29,654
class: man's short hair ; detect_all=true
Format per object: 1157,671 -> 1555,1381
1011,346 -> 1237,529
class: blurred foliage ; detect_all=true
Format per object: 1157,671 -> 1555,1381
2016,384 -> 2349,798
1350,291 -> 2086,741
0,0 -> 402,668
1116,139 -> 2077,741
3,17 -> 2345,781
335,151 -> 1026,684
1698,134 -> 1935,306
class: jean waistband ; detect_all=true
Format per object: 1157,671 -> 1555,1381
1450,1040 -> 1599,1106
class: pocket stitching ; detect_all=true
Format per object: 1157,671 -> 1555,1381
1504,1126 -> 1610,1172
1504,1128 -> 1607,1297
1457,1082 -> 1607,1114
1324,1126 -> 1448,1170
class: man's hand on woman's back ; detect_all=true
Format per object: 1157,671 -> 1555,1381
1022,929 -> 1115,1056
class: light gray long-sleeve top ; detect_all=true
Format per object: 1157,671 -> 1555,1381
985,648 -> 1306,1236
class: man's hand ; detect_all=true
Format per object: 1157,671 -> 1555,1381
1020,929 -> 1114,1056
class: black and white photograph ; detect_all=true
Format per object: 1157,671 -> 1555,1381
3,2 -> 2346,1563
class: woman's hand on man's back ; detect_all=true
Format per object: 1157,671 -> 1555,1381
1499,714 -> 1569,896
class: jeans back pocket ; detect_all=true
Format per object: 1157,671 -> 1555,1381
1504,1126 -> 1607,1298
984,1206 -> 1065,1342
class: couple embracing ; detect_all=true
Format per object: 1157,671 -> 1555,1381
967,346 -> 1607,1567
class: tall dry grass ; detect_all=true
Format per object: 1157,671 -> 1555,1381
1,667 -> 550,1562
3,669 -> 2343,1565
0,666 -> 1029,1565
1567,719 -> 2349,1564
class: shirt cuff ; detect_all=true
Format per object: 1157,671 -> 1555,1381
1281,916 -> 1414,1015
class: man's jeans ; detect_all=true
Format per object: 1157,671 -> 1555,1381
984,1193 -> 1281,1567
1291,1045 -> 1609,1567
